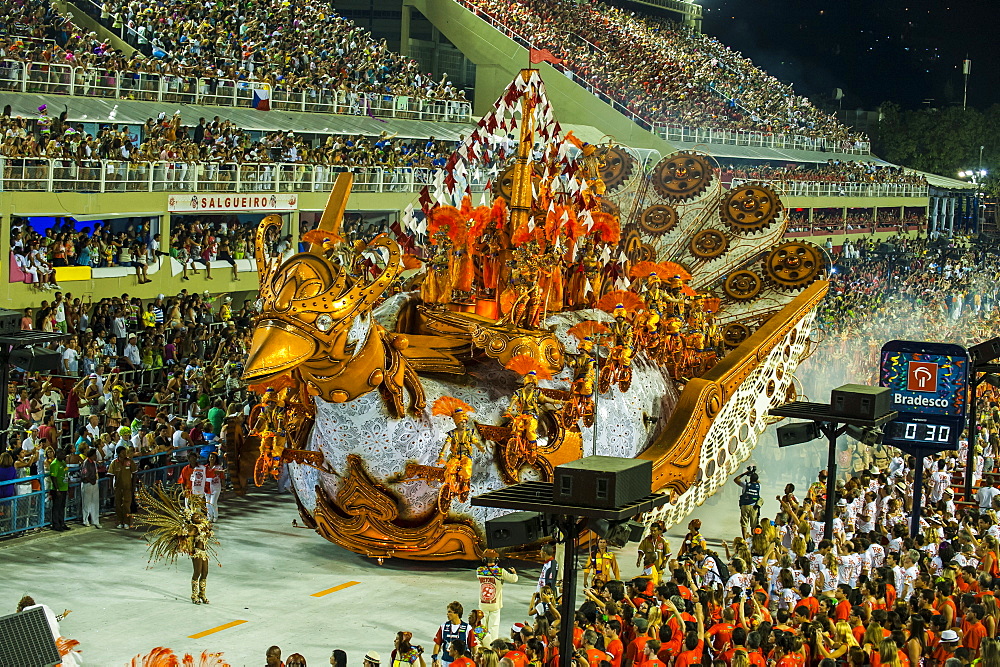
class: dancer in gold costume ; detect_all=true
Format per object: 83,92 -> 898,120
432,397 -> 487,503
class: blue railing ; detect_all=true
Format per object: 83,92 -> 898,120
0,444 -> 214,538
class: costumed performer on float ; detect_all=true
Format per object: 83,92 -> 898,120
432,396 -> 487,504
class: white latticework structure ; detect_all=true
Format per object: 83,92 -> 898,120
643,309 -> 818,529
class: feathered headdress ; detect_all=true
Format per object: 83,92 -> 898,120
659,261 -> 692,281
432,395 -> 475,418
129,648 -> 230,667
135,485 -> 218,566
589,211 -> 620,244
248,373 -> 296,395
596,290 -> 647,314
490,197 -> 508,230
681,285 -> 698,297
629,260 -> 662,280
302,229 -> 344,247
567,321 -> 611,340
428,205 -> 467,246
703,296 -> 721,312
505,354 -> 553,381
402,254 -> 423,270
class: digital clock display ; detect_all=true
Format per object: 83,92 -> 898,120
885,420 -> 953,444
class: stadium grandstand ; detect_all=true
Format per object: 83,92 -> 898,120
0,0 -> 977,303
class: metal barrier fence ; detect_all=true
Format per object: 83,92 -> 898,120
0,444 -> 209,538
451,0 -> 872,156
0,159 -> 492,194
0,60 -> 473,124
0,158 -> 927,197
730,178 -> 929,199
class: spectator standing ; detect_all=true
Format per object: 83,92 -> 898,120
48,448 -> 69,531
204,451 -> 223,522
108,445 -> 136,529
80,448 -> 100,528
433,602 -> 475,667
734,465 -> 762,538
0,452 -> 17,499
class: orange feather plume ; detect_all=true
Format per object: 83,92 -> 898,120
568,321 -> 611,340
596,290 -> 647,314
658,261 -> 692,281
703,297 -> 721,312
428,205 -> 467,246
432,395 -> 475,417
629,260 -> 663,279
498,288 -> 518,316
467,204 -> 491,241
589,211 -> 620,244
681,285 -> 698,297
402,254 -> 422,270
490,197 -> 508,230
511,217 -> 532,246
505,354 -> 553,380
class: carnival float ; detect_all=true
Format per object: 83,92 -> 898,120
232,69 -> 830,561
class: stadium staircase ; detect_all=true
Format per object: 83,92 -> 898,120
404,0 -> 675,153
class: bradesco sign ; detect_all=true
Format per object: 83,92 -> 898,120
879,341 -> 970,417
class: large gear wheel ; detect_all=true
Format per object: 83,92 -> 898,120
599,199 -> 620,217
762,241 -> 824,290
723,270 -> 764,301
720,183 -> 783,234
623,227 -> 645,264
722,323 -> 752,348
690,229 -> 729,259
639,204 -> 678,235
597,145 -> 634,192
493,163 -> 542,202
652,152 -> 714,201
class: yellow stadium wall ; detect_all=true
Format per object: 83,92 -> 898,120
0,190 -> 418,309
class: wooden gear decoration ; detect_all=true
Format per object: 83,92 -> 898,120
493,163 -> 543,202
640,204 -> 679,235
722,323 -> 752,348
651,152 -> 714,201
720,183 -> 783,234
723,270 -> 764,301
690,229 -> 729,259
597,145 -> 635,191
761,241 -> 825,290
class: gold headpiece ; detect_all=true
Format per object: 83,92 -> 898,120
244,213 -> 402,383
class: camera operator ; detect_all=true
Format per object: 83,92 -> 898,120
733,465 -> 762,539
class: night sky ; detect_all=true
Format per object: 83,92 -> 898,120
703,0 -> 1000,112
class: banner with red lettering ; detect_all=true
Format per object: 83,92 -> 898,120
167,193 -> 298,213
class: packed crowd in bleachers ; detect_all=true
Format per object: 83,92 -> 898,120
460,0 -> 866,145
0,107 -> 457,168
723,162 -> 928,186
0,285 -> 253,532
0,0 -> 469,115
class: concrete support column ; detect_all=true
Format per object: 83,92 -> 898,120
400,3 -> 412,57
930,196 -> 939,235
948,197 -> 956,237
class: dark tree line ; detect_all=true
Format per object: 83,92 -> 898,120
875,103 -> 1000,193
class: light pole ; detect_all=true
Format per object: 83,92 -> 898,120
959,168 -> 988,234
